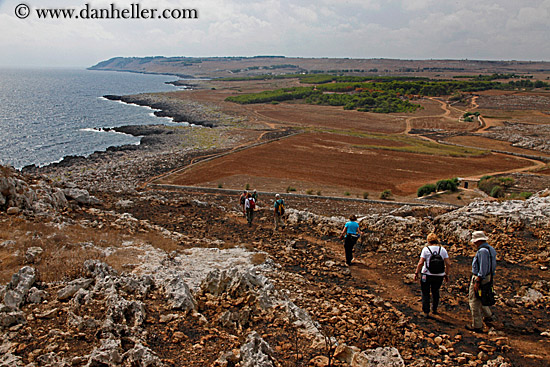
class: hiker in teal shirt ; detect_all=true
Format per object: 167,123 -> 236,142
339,215 -> 363,265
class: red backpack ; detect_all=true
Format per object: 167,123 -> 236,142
248,198 -> 256,209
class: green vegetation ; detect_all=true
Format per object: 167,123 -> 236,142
478,176 -> 515,198
436,178 -> 459,192
417,178 -> 458,197
417,183 -> 437,197
226,84 -> 420,113
380,189 -> 393,200
286,186 -> 297,193
362,192 -> 369,199
224,77 -> 525,114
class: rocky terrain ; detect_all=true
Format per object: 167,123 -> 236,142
483,122 -> 550,154
2,70 -> 550,366
1,159 -> 550,367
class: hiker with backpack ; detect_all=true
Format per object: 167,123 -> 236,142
239,190 -> 248,217
245,192 -> 256,227
339,215 -> 363,266
414,233 -> 451,318
273,194 -> 285,230
467,230 -> 497,332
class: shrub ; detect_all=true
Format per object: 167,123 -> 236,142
490,185 -> 504,198
217,183 -> 223,188
344,191 -> 350,196
520,192 -> 533,199
380,189 -> 392,200
479,175 -> 514,196
245,183 -> 250,190
286,186 -> 296,193
362,192 -> 369,199
435,178 -> 459,192
316,191 -> 322,196
417,183 -> 436,197
306,189 -> 314,195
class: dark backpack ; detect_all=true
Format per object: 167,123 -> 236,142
426,246 -> 445,274
240,194 -> 246,205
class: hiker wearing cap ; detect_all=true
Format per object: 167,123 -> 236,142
414,233 -> 451,318
467,230 -> 497,332
339,215 -> 363,266
273,194 -> 286,230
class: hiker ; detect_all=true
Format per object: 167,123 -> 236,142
273,194 -> 285,230
467,230 -> 497,332
239,190 -> 247,217
414,233 -> 451,318
339,215 -> 363,266
252,189 -> 259,203
245,192 -> 256,227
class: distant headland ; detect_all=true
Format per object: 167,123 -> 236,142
89,56 -> 550,80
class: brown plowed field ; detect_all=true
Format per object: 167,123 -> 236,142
156,81 -> 548,199
158,132 -> 528,197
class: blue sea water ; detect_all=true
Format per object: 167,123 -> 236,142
0,68 -> 184,169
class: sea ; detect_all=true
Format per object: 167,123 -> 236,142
0,68 -> 186,170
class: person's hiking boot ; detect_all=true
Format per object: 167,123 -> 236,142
465,324 -> 483,332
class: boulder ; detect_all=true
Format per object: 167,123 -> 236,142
239,331 -> 275,367
164,275 -> 196,312
63,187 -> 100,205
3,266 -> 36,310
122,343 -> 164,367
351,347 -> 405,367
57,278 -> 94,301
25,246 -> 44,264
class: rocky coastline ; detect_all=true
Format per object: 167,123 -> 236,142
103,94 -> 218,127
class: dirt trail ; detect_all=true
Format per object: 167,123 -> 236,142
298,228 -> 550,364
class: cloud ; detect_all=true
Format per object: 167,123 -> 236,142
1,0 -> 549,67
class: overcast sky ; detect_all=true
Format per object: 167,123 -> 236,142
1,0 -> 549,68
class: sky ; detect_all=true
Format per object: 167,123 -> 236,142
1,0 -> 549,68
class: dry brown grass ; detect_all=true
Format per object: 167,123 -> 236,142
0,216 -> 179,283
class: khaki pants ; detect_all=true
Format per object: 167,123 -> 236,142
468,275 -> 493,329
274,213 -> 284,229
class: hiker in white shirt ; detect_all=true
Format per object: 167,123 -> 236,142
414,233 -> 451,318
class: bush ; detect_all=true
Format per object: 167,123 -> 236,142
435,178 -> 459,192
520,192 -> 533,199
478,176 -> 514,197
286,186 -> 296,193
490,185 -> 504,198
417,183 -> 436,197
380,189 -> 392,200
306,189 -> 314,195
362,192 -> 369,199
